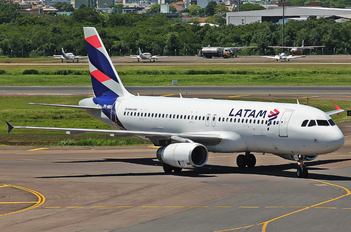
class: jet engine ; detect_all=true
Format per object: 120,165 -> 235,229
304,155 -> 318,161
157,143 -> 208,169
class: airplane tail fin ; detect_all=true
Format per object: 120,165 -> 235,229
83,27 -> 132,99
61,48 -> 67,58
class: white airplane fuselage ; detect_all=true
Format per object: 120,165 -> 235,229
82,95 -> 344,160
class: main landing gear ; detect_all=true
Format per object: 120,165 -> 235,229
295,155 -> 308,178
236,152 -> 256,168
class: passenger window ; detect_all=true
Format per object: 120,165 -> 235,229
302,120 -> 310,127
328,119 -> 336,126
308,120 -> 316,127
317,120 -> 329,126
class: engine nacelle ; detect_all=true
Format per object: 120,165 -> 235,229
157,143 -> 208,169
304,155 -> 318,161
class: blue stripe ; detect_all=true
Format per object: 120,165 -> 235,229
86,41 -> 118,83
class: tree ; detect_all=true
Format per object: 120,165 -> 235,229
112,4 -> 123,14
148,4 -> 161,13
239,3 -> 265,11
205,1 -> 217,16
215,4 -> 228,14
205,15 -> 226,25
188,5 -> 201,16
53,2 -> 74,12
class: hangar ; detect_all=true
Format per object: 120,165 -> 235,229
226,7 -> 351,25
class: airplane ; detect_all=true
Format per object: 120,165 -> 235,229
6,27 -> 345,178
49,48 -> 88,62
261,53 -> 305,61
269,40 -> 325,56
128,48 -> 167,62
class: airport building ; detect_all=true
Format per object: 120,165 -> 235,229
226,7 -> 351,25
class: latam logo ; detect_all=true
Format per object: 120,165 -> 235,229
268,109 -> 280,122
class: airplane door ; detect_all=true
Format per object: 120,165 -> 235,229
279,110 -> 293,137
205,114 -> 210,127
211,114 -> 217,127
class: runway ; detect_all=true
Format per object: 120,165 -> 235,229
2,86 -> 351,100
1,122 -> 351,231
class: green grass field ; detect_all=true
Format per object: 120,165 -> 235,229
1,64 -> 351,86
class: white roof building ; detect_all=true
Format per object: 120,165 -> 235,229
226,7 -> 351,25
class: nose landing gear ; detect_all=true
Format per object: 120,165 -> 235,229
294,155 -> 309,178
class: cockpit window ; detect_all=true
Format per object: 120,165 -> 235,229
317,120 -> 329,126
328,119 -> 336,126
301,120 -> 308,127
308,120 -> 316,127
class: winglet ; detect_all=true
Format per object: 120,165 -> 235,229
6,121 -> 13,134
335,104 -> 342,115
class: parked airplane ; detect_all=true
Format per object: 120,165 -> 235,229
269,40 -> 325,56
128,48 -> 167,62
49,48 -> 88,62
261,53 -> 305,61
7,27 -> 345,178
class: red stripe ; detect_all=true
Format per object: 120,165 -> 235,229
91,70 -> 111,83
85,35 -> 102,49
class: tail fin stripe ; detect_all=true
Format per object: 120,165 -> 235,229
91,69 -> 112,83
86,42 -> 118,83
85,35 -> 102,49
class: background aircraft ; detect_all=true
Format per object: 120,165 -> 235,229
269,40 -> 325,56
128,48 -> 167,62
7,27 -> 345,178
261,53 -> 305,61
49,48 -> 88,62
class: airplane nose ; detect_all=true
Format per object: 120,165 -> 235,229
324,128 -> 344,150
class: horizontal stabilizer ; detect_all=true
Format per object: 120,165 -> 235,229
28,103 -> 101,110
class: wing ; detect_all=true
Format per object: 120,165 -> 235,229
49,55 -> 65,59
27,103 -> 101,110
268,46 -> 293,49
74,55 -> 88,59
233,46 -> 257,50
151,56 -> 168,59
326,104 -> 345,116
127,55 -> 141,59
6,122 -> 222,146
261,56 -> 279,59
287,55 -> 305,59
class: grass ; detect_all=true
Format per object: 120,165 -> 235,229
0,64 -> 351,86
0,96 -> 349,146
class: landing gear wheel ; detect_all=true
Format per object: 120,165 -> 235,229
246,154 -> 256,168
173,167 -> 182,173
163,163 -> 173,173
237,154 -> 247,168
163,163 -> 182,173
296,165 -> 308,178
